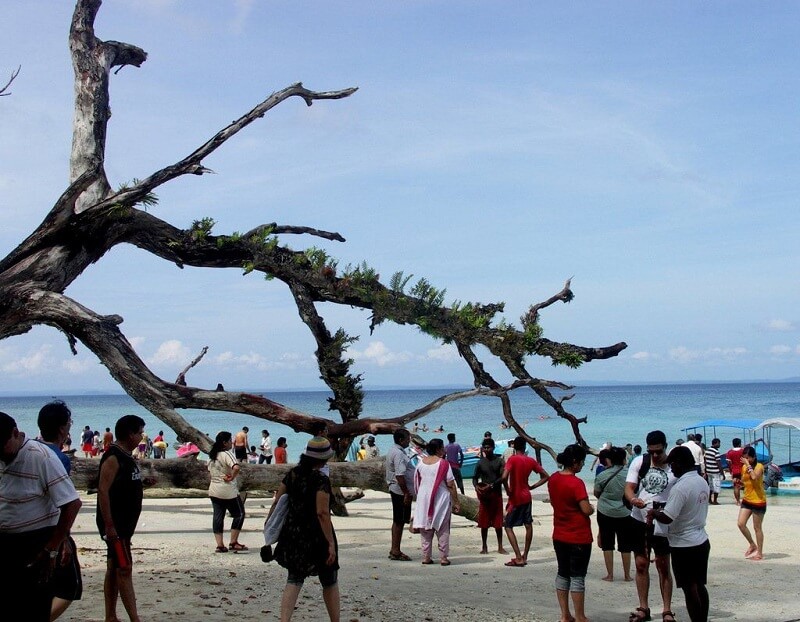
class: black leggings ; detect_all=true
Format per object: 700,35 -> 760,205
210,495 -> 245,533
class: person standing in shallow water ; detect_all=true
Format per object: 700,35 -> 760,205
275,437 -> 288,464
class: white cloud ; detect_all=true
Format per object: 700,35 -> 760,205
62,358 -> 93,374
212,350 -> 311,371
764,319 -> 797,332
147,340 -> 192,366
351,341 -> 412,367
769,345 -> 792,355
630,351 -> 658,361
669,346 -> 748,364
0,344 -> 53,375
426,344 -> 459,363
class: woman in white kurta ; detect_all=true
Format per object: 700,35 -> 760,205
413,438 -> 461,565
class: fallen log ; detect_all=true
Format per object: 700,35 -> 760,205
70,456 -> 479,521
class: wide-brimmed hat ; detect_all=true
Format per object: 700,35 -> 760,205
302,436 -> 335,460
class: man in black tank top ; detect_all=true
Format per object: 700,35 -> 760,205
97,415 -> 145,622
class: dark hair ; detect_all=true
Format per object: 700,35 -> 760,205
159,430 -> 164,436
609,446 -> 627,466
0,412 -> 17,445
447,433 -> 456,443
483,431 -> 492,438
242,426 -> 249,432
513,436 -> 527,452
393,428 -> 410,443
309,422 -> 328,436
262,429 -> 269,435
556,444 -> 587,468
426,438 -> 444,455
743,446 -> 757,460
733,438 -> 742,447
667,446 -> 695,470
695,434 -> 702,442
37,400 -> 71,442
277,437 -> 287,447
482,438 -> 496,449
209,431 -> 232,461
712,438 -> 720,445
645,430 -> 667,447
597,448 -> 610,465
633,444 -> 642,455
115,415 -> 145,442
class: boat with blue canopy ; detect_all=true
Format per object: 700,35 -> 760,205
682,418 -> 800,494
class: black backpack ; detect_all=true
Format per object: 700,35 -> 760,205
622,454 -> 651,509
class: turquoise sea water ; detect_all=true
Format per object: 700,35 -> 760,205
2,382 -> 798,473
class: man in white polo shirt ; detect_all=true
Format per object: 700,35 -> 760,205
650,446 -> 710,622
0,411 -> 82,622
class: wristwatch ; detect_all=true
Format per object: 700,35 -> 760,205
46,549 -> 58,559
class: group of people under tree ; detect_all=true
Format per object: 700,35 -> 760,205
1,397 -> 772,622
382,424 -> 771,622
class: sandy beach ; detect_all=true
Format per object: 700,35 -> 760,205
64,486 -> 798,622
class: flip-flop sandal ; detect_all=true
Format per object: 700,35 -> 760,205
215,546 -> 229,553
440,559 -> 451,566
229,543 -> 248,552
504,559 -> 526,567
388,552 -> 412,561
661,612 -> 676,622
421,559 -> 434,565
629,607 -> 651,622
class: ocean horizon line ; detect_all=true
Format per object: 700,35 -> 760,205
1,376 -> 798,399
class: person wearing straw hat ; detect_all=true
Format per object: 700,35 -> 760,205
269,436 -> 339,622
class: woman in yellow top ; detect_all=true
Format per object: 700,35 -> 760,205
737,446 -> 766,561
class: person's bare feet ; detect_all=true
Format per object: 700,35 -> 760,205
745,544 -> 757,557
624,575 -> 634,582
480,548 -> 488,554
602,574 -> 613,582
748,554 -> 763,561
497,546 -> 507,554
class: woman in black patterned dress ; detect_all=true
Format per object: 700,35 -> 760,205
270,436 -> 339,622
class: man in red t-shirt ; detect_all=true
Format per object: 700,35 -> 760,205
725,438 -> 745,505
499,436 -> 550,567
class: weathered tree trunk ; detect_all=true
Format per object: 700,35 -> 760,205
69,457 -> 480,521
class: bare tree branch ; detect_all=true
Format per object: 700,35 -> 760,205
0,65 -> 21,96
175,346 -> 209,386
0,1 -> 627,477
88,83 -> 357,214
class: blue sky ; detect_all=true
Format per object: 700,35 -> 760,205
1,1 -> 799,393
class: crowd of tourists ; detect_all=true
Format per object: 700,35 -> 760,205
0,400 -> 767,622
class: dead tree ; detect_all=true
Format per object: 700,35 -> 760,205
1,1 -> 626,482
